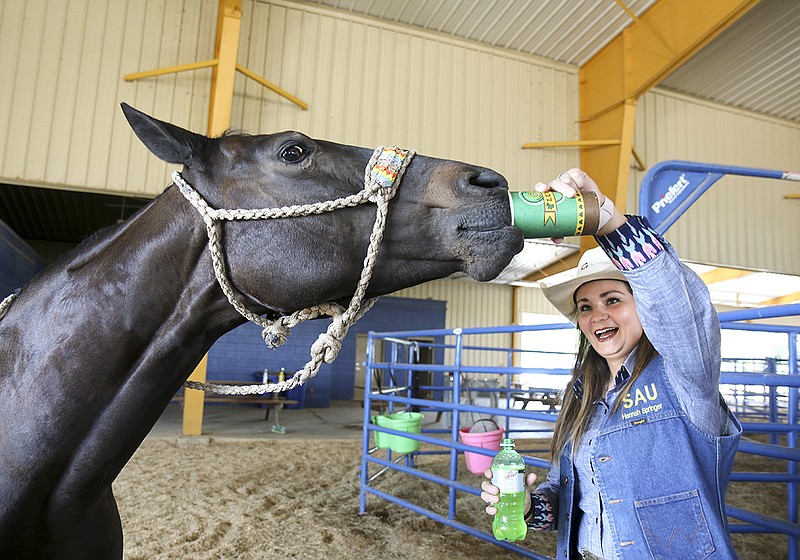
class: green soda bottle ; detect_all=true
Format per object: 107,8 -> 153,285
491,437 -> 527,542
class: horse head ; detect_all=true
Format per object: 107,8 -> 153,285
122,104 -> 523,314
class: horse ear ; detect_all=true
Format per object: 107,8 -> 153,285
120,103 -> 207,166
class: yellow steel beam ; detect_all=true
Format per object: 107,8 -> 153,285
523,0 -> 759,283
699,267 -> 754,285
123,59 -> 218,82
235,64 -> 309,110
761,291 -> 800,306
580,0 -> 760,122
123,3 -> 306,114
522,139 -> 621,149
207,0 -> 242,137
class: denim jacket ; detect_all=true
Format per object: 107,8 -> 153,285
535,216 -> 742,559
553,355 -> 741,559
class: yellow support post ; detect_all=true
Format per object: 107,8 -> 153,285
207,0 -> 242,137
182,0 -> 242,436
182,355 -> 209,436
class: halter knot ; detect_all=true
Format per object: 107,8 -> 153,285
312,331 -> 343,363
262,322 -> 291,348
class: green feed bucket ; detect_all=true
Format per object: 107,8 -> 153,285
371,412 -> 423,454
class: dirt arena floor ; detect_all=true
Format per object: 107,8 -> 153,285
115,434 -> 793,559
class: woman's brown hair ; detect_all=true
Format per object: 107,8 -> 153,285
549,286 -> 658,462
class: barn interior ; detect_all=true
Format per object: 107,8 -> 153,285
1,1 -> 799,559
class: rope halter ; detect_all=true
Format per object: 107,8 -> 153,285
177,145 -> 415,395
0,291 -> 17,320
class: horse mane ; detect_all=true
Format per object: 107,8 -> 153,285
63,189 -> 172,273
218,128 -> 248,138
57,130 -> 244,276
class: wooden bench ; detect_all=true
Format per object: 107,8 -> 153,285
173,381 -> 299,422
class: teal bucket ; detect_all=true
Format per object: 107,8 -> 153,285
371,412 -> 423,453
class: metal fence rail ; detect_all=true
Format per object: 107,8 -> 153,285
359,304 -> 800,560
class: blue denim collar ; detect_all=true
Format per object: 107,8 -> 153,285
573,366 -> 631,403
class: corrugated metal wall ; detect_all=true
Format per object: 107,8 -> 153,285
631,88 -> 800,276
0,0 -> 579,197
513,284 -> 557,317
0,0 -> 219,196
234,0 -> 579,186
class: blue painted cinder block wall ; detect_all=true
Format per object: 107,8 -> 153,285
207,296 -> 446,408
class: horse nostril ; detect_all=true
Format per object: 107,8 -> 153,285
464,169 -> 508,190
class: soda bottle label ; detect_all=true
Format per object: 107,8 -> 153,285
492,467 -> 525,494
508,190 -> 600,238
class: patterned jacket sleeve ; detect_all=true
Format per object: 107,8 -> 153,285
526,493 -> 557,530
530,465 -> 560,530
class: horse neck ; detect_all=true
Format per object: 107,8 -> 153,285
17,185 -> 244,390
0,184 -> 259,504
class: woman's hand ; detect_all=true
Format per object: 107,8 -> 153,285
480,467 -> 538,516
533,168 -> 626,240
533,168 -> 606,206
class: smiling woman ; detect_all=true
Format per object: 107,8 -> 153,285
481,168 -> 742,560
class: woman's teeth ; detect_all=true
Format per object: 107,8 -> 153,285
595,327 -> 617,341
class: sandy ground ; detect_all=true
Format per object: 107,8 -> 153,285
114,436 -> 792,560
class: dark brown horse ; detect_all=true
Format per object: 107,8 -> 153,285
0,104 -> 522,559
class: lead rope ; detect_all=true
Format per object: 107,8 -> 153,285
180,146 -> 415,395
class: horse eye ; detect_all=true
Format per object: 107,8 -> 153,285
280,144 -> 306,163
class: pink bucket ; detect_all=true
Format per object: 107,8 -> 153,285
459,425 -> 504,475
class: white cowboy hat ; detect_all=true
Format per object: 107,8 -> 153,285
540,247 -> 628,324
